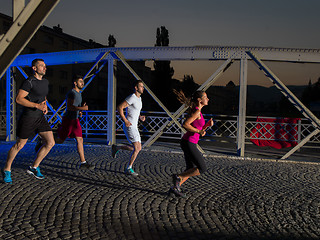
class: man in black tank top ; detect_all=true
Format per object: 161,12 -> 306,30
2,59 -> 55,184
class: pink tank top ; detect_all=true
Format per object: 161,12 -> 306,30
182,109 -> 205,144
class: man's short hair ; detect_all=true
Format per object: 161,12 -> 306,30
73,75 -> 83,83
134,80 -> 143,88
31,59 -> 44,67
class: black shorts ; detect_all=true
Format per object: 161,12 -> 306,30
180,138 -> 207,174
16,114 -> 52,139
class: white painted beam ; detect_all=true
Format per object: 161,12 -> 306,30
11,46 -> 320,68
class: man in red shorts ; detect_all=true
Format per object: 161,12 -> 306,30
54,75 -> 94,169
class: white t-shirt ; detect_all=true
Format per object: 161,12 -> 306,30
125,93 -> 142,127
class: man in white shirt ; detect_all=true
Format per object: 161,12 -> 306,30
112,80 -> 145,176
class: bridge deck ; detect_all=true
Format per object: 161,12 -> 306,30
0,141 -> 319,239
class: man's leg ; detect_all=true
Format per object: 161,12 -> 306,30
111,144 -> 133,158
32,131 -> 55,168
76,137 -> 94,170
124,141 -> 141,176
4,138 -> 28,171
76,137 -> 85,163
2,138 -> 28,183
128,141 -> 141,168
36,127 -> 65,153
27,131 -> 54,179
54,117 -> 69,144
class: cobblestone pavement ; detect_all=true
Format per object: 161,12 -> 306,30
0,141 -> 320,240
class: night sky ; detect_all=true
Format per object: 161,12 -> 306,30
2,0 -> 320,86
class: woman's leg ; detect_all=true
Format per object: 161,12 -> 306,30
178,140 -> 207,186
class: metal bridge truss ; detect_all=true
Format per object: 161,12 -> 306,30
0,0 -> 60,79
5,46 -> 320,159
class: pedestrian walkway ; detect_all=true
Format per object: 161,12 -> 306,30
0,140 -> 319,240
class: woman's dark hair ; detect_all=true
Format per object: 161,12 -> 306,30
173,89 -> 205,114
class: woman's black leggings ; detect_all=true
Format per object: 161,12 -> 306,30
180,139 -> 207,174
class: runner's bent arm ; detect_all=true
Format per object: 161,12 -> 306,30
67,98 -> 88,111
183,110 -> 206,136
117,100 -> 131,127
16,89 -> 46,111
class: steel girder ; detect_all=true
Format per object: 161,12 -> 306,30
112,51 -> 200,150
142,58 -> 234,152
32,51 -> 110,142
237,59 -> 248,157
10,46 -> 320,68
0,0 -> 60,78
6,68 -> 16,141
247,51 -> 320,159
6,46 -> 320,159
5,51 -> 110,142
107,55 -> 117,145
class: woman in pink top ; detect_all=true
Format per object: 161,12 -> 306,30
169,90 -> 213,198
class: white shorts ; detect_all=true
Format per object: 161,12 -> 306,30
123,125 -> 141,143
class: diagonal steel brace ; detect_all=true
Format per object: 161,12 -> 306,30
247,51 -> 320,159
143,59 -> 234,149
114,51 -> 185,132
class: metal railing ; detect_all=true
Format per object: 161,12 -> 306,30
0,111 -> 5,136
1,110 -> 320,146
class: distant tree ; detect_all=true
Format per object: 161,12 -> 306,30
108,34 -> 116,47
224,80 -> 238,114
302,77 -> 320,107
279,95 -> 302,117
226,80 -> 236,88
302,78 -> 312,106
156,26 -> 169,46
152,26 -> 177,111
311,77 -> 320,101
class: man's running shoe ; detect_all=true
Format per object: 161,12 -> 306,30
27,166 -> 45,179
172,174 -> 181,192
111,144 -> 119,158
125,167 -> 138,177
2,169 -> 12,184
34,138 -> 43,153
80,162 -> 95,170
169,186 -> 187,198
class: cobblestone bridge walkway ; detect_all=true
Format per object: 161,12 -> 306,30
0,141 -> 319,240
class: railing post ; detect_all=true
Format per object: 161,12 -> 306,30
107,55 -> 117,145
237,58 -> 248,157
6,67 -> 16,141
85,111 -> 88,138
297,119 -> 301,152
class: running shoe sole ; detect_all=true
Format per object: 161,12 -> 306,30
172,174 -> 181,192
125,168 -> 139,177
27,169 -> 44,179
168,187 -> 187,198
